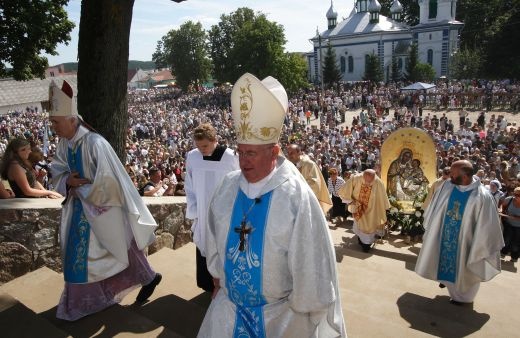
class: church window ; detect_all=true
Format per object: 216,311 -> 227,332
429,34 -> 432,40
427,49 -> 433,66
348,56 -> 354,73
365,54 -> 370,72
429,0 -> 437,19
340,56 -> 346,73
398,58 -> 403,70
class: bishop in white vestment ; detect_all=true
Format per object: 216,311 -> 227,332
197,73 -> 346,337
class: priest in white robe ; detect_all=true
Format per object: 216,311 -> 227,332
49,80 -> 161,321
198,73 -> 346,337
185,123 -> 239,292
415,160 -> 504,304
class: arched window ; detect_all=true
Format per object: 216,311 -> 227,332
340,56 -> 346,73
398,58 -> 403,70
365,54 -> 370,72
427,49 -> 433,66
429,0 -> 437,19
348,56 -> 354,73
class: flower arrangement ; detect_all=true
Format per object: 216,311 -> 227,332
386,195 -> 425,237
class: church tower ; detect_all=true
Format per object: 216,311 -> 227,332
326,0 -> 338,30
418,0 -> 457,24
390,0 -> 403,22
368,0 -> 382,24
414,0 -> 462,77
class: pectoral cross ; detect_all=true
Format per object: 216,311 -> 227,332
234,220 -> 252,252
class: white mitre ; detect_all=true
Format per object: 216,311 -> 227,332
49,80 -> 78,117
231,73 -> 288,145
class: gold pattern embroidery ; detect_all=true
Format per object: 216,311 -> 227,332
237,77 -> 279,142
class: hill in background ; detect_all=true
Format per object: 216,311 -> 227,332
57,60 -> 156,72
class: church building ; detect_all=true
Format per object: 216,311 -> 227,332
307,0 -> 463,83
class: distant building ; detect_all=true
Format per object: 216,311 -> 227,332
308,0 -> 463,83
127,68 -> 150,89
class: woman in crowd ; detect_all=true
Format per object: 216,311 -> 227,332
327,167 -> 347,224
0,138 -> 62,198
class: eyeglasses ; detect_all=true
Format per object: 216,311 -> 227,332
236,146 -> 273,159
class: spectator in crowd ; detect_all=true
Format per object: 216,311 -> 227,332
416,160 -> 504,305
48,80 -> 161,321
141,167 -> 176,196
500,186 -> 520,262
184,122 -> 239,293
0,138 -> 61,198
327,167 -> 347,224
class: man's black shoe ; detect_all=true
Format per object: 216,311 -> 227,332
136,273 -> 162,303
439,283 -> 446,288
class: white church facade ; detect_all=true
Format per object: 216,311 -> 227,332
307,0 -> 463,83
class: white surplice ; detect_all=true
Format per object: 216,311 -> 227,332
415,177 -> 504,300
185,147 -> 239,256
198,156 -> 346,337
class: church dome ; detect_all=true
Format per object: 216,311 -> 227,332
326,1 -> 338,19
390,0 -> 403,13
368,0 -> 382,13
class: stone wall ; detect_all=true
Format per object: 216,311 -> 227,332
0,196 -> 191,283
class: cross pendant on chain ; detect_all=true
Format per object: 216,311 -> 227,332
234,220 -> 252,252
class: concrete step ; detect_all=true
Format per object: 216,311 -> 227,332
330,225 -> 520,337
0,266 -> 63,313
0,291 -> 70,338
122,245 -> 210,337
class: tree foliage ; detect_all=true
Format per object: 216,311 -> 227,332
154,21 -> 211,91
363,53 -> 383,83
405,43 -> 419,82
0,0 -> 75,80
208,7 -> 306,93
449,48 -> 483,79
322,43 -> 342,88
390,56 -> 401,83
414,63 -> 436,82
457,0 -> 520,79
274,52 -> 309,94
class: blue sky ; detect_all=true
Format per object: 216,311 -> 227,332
46,0 -> 355,65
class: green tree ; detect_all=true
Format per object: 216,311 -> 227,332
209,8 -> 294,82
457,0 -> 520,79
322,42 -> 342,88
0,0 -> 75,80
157,21 -> 211,91
449,48 -> 483,79
152,40 -> 168,69
405,43 -> 419,82
390,56 -> 401,83
363,53 -> 383,83
274,52 -> 309,94
414,63 -> 436,82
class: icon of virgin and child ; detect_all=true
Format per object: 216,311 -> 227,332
386,148 -> 429,201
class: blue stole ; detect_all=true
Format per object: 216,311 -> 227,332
437,187 -> 473,283
225,189 -> 273,338
63,145 -> 90,283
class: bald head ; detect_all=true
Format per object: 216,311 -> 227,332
363,169 -> 376,184
286,144 -> 302,164
450,160 -> 473,186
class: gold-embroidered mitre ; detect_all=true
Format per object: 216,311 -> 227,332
49,80 -> 78,117
231,73 -> 288,145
